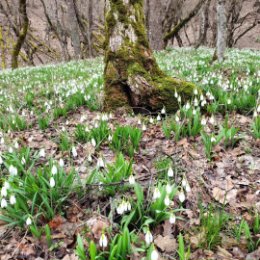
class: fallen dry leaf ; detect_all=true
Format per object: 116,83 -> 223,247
154,235 -> 177,253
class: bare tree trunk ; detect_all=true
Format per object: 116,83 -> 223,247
0,26 -> 6,69
196,0 -> 211,48
104,0 -> 197,113
164,0 -> 207,45
88,0 -> 93,57
67,0 -> 81,59
11,0 -> 29,69
216,0 -> 226,62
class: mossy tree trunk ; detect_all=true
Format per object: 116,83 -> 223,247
104,0 -> 198,113
11,0 -> 29,69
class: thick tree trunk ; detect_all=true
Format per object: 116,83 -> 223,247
104,0 -> 197,113
216,0 -> 226,62
11,0 -> 29,69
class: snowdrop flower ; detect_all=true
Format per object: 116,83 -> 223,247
8,147 -> 13,153
72,146 -> 77,157
0,137 -> 4,144
14,142 -> 19,149
9,165 -> 18,176
253,110 -> 257,118
1,187 -> 7,197
182,178 -> 187,188
194,88 -> 198,95
10,195 -> 16,205
166,184 -> 172,194
169,213 -> 176,224
26,217 -> 32,226
108,135 -> 112,142
142,124 -> 147,131
164,195 -> 170,206
149,117 -> 154,124
153,187 -> 161,201
59,159 -> 64,167
227,99 -> 231,105
211,136 -> 216,143
0,156 -> 3,164
175,115 -> 180,123
145,230 -> 153,246
161,107 -> 166,114
209,116 -> 215,125
151,248 -> 159,260
185,184 -> 191,193
178,190 -> 186,203
39,148 -> 45,158
88,155 -> 93,162
177,96 -> 181,103
4,182 -> 10,190
91,138 -> 96,147
99,233 -> 108,248
157,114 -> 161,121
185,102 -> 190,110
1,198 -> 7,208
51,165 -> 58,175
21,157 -> 26,165
167,166 -> 174,177
129,175 -> 135,185
137,119 -> 142,125
201,117 -> 207,126
174,91 -> 178,98
50,177 -> 55,188
97,157 -> 105,168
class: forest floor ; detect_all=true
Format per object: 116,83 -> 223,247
0,48 -> 259,260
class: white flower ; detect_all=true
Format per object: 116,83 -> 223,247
153,188 -> 161,200
182,178 -> 187,188
117,204 -> 124,215
145,230 -> 153,246
151,248 -> 159,260
72,146 -> 77,157
164,195 -> 170,206
166,184 -> 172,194
51,165 -> 58,175
1,198 -> 7,208
99,233 -> 108,248
167,167 -> 174,177
9,165 -> 18,176
209,116 -> 215,125
178,96 -> 181,103
129,175 -> 135,185
149,117 -> 154,124
8,147 -> 13,153
0,156 -> 3,164
4,182 -> 10,190
137,119 -> 142,125
210,136 -> 216,143
10,195 -> 16,205
59,159 -> 64,167
50,177 -> 55,188
88,155 -> 93,162
185,184 -> 191,193
201,117 -> 207,126
1,187 -> 7,197
108,135 -> 112,142
126,201 -> 131,211
26,217 -> 32,226
161,107 -> 166,114
142,124 -> 147,131
39,148 -> 45,158
169,214 -> 176,224
253,110 -> 257,118
91,138 -> 96,147
157,114 -> 161,121
174,91 -> 178,98
175,115 -> 180,123
194,89 -> 198,95
178,190 -> 186,203
227,99 -> 231,105
14,142 -> 19,149
97,157 -> 105,168
21,157 -> 26,165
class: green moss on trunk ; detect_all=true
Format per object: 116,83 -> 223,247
103,0 -> 198,113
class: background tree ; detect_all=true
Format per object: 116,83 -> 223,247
216,0 -> 226,62
103,0 -> 197,113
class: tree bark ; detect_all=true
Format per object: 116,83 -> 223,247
104,0 -> 197,113
216,0 -> 226,62
11,0 -> 29,69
